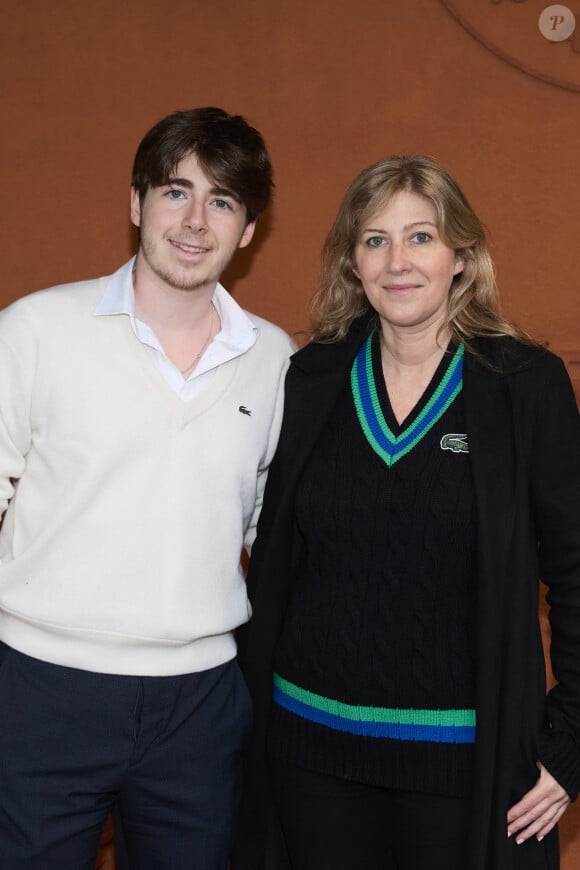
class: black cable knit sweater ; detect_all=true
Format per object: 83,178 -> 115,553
269,335 -> 478,797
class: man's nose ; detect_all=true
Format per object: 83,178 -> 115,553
182,201 -> 207,232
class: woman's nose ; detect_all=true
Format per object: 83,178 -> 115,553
387,241 -> 410,273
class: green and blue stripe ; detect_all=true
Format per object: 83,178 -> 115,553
274,673 -> 476,744
351,335 -> 464,467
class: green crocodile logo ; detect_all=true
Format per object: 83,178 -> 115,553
440,433 -> 468,453
239,405 -> 252,416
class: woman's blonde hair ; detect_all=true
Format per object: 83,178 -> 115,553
310,155 -> 535,348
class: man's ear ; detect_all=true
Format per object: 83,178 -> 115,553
130,187 -> 142,228
238,220 -> 257,250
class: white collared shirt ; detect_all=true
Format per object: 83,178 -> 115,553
94,258 -> 258,400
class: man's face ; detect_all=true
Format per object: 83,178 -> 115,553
130,153 -> 256,294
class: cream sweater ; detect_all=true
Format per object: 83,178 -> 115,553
0,274 -> 293,675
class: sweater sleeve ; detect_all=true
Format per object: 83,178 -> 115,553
530,355 -> 580,801
0,305 -> 36,518
538,730 -> 580,801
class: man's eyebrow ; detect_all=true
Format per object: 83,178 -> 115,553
166,177 -> 193,189
165,177 -> 241,204
209,185 -> 242,204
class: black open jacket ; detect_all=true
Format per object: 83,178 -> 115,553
233,314 -> 580,870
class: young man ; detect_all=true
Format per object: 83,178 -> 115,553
0,108 -> 293,869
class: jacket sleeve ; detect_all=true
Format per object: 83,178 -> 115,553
529,354 -> 580,800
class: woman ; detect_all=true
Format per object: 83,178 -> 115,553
233,156 -> 580,870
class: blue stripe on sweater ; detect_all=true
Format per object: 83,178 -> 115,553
274,686 -> 476,744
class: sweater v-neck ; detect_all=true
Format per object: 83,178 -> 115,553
351,330 -> 464,466
115,315 -> 242,424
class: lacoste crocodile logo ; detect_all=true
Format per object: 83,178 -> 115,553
238,405 -> 252,416
440,433 -> 468,453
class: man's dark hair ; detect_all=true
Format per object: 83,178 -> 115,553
131,107 -> 273,224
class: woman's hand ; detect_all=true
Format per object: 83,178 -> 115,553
507,763 -> 570,844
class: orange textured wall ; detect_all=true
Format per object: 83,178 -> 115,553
1,0 -> 579,865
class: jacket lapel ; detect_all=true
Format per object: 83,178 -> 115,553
463,347 -> 519,866
464,351 -> 517,606
279,314 -> 375,480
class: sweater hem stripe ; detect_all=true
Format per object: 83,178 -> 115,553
273,675 -> 476,743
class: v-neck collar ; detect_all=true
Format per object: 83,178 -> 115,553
350,330 -> 464,467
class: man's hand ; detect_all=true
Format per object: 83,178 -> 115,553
507,763 -> 570,844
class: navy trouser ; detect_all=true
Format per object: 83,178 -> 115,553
0,642 -> 252,869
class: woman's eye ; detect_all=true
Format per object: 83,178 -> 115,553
413,232 -> 431,243
366,236 -> 384,248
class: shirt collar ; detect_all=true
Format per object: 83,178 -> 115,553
94,258 -> 136,317
94,257 -> 258,355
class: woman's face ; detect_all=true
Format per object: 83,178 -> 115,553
353,190 -> 463,337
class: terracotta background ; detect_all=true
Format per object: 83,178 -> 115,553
1,0 -> 579,865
